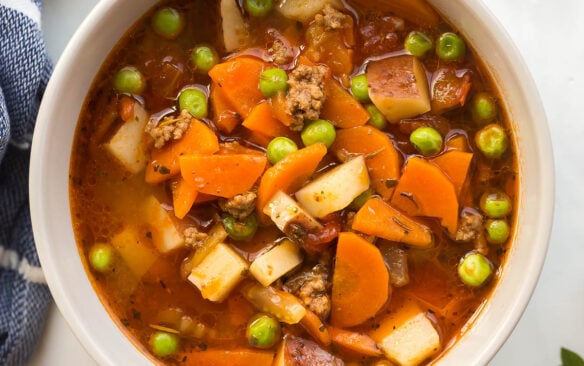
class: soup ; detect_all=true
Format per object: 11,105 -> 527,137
69,0 -> 517,364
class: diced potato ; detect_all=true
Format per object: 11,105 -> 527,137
143,195 -> 184,253
250,239 -> 303,286
295,156 -> 370,218
370,299 -> 441,366
188,243 -> 249,302
263,191 -> 323,238
110,226 -> 158,277
367,55 -> 431,123
240,283 -> 306,324
276,0 -> 343,23
220,0 -> 249,52
103,101 -> 149,174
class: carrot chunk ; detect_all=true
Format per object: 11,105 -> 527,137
320,79 -> 370,129
180,154 -> 267,198
180,348 -> 274,366
352,197 -> 434,247
327,326 -> 383,357
145,119 -> 219,184
300,309 -> 332,346
256,143 -> 327,217
242,101 -> 294,139
331,232 -> 390,328
330,126 -> 401,199
430,150 -> 474,197
171,177 -> 198,219
210,84 -> 242,133
390,157 -> 459,234
208,56 -> 266,118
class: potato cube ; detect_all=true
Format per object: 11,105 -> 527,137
250,239 -> 303,286
143,195 -> 184,253
103,102 -> 149,174
263,191 -> 322,238
188,243 -> 249,302
110,226 -> 158,277
367,55 -> 431,123
220,0 -> 249,51
295,156 -> 370,218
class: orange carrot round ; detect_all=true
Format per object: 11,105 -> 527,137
331,232 -> 390,328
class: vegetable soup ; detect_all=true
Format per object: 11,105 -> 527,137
69,0 -> 517,364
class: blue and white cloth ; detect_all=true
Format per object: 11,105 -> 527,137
1,0 -> 53,365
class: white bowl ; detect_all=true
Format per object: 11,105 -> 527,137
30,0 -> 554,365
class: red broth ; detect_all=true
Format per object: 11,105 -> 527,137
70,1 -> 517,364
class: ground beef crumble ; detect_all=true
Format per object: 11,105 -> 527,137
284,256 -> 331,320
286,64 -> 327,131
455,209 -> 483,242
218,191 -> 257,220
184,227 -> 208,249
315,4 -> 348,30
147,109 -> 191,148
268,38 -> 293,65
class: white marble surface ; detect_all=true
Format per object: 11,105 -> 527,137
29,0 -> 584,365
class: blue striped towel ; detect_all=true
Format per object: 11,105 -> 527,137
0,0 -> 53,365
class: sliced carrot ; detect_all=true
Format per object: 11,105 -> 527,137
119,95 -> 135,122
331,232 -> 390,328
320,79 -> 370,129
304,16 -> 354,78
445,134 -> 469,152
327,326 -> 383,357
242,101 -> 293,139
430,150 -> 474,197
210,84 -> 242,133
300,309 -> 332,346
208,56 -> 266,118
390,157 -> 459,234
270,91 -> 296,127
330,126 -> 401,199
180,153 -> 267,198
352,197 -> 433,247
256,143 -> 327,218
181,348 -> 274,366
145,119 -> 220,184
171,177 -> 198,219
217,142 -> 264,156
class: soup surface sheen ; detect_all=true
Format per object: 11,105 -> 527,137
70,0 -> 517,364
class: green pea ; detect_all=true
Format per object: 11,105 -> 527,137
404,31 -> 433,57
88,243 -> 114,272
471,92 -> 498,125
152,7 -> 184,39
436,32 -> 466,61
485,219 -> 510,245
458,251 -> 493,287
191,45 -> 219,74
480,191 -> 512,219
244,0 -> 273,17
475,123 -> 508,159
350,74 -> 370,102
365,104 -> 387,130
222,214 -> 258,241
178,88 -> 208,119
259,68 -> 288,98
246,313 -> 281,349
150,331 -> 179,357
113,66 -> 145,94
267,137 -> 298,164
301,119 -> 336,148
410,126 -> 443,155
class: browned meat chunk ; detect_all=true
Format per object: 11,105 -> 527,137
286,64 -> 327,131
284,258 -> 331,320
455,209 -> 483,242
147,109 -> 191,148
218,191 -> 257,220
315,4 -> 348,31
283,335 -> 344,366
183,226 -> 208,249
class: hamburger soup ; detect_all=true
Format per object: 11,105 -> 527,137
69,0 -> 517,364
